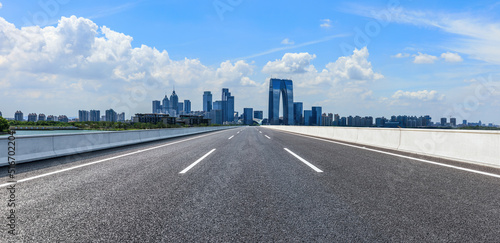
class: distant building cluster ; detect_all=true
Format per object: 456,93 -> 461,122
152,89 -> 191,117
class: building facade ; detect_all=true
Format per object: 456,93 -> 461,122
243,108 -> 253,125
152,100 -> 161,114
311,106 -> 322,126
105,109 -> 117,122
268,78 -> 294,125
293,102 -> 303,125
79,110 -> 89,122
14,111 -> 23,121
184,100 -> 191,114
203,91 -> 212,112
90,110 -> 100,122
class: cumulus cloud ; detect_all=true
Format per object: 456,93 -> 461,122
320,19 -> 332,28
325,47 -> 384,81
441,52 -> 463,62
393,53 -> 410,58
413,52 -> 438,64
0,2 -> 3,9
262,52 -> 316,74
392,90 -> 444,101
281,38 -> 294,45
0,16 -> 255,116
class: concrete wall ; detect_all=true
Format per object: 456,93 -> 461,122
266,126 -> 500,168
0,127 -> 235,166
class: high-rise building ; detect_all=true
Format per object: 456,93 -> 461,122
28,113 -> 37,122
450,118 -> 457,127
322,113 -> 333,126
208,109 -> 223,125
152,100 -> 161,114
304,110 -> 312,126
222,88 -> 235,123
333,114 -> 340,126
253,110 -> 263,120
311,106 -> 322,126
106,109 -> 117,122
213,101 -> 224,110
38,113 -> 46,121
14,111 -> 23,121
170,90 -> 179,115
177,102 -> 184,115
293,102 -> 303,125
79,110 -> 89,122
347,116 -> 354,126
268,78 -> 294,125
90,110 -> 100,122
243,108 -> 253,125
47,115 -> 55,121
58,115 -> 69,123
441,117 -> 447,126
184,100 -> 191,114
203,91 -> 213,112
162,95 -> 170,114
117,112 -> 125,122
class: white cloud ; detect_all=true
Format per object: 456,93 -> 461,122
393,53 -> 410,58
320,19 -> 332,28
392,90 -> 444,101
441,52 -> 463,62
325,47 -> 384,81
0,2 -> 3,9
281,38 -> 294,45
413,52 -> 438,64
262,52 -> 316,74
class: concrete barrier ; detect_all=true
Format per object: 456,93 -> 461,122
0,127 -> 235,166
266,126 -> 500,168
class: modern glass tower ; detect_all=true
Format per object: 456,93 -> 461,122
170,90 -> 179,115
184,100 -> 191,114
268,78 -> 294,125
312,106 -> 322,126
203,91 -> 212,112
293,102 -> 303,125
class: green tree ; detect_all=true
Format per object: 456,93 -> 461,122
0,117 -> 9,132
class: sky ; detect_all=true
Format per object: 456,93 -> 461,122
0,0 -> 500,124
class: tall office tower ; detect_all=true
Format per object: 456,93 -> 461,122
170,90 -> 179,115
58,115 -> 69,123
441,117 -> 447,126
311,106 -> 322,126
105,109 -> 117,122
177,103 -> 184,115
117,112 -> 125,122
90,110 -> 100,122
152,100 -> 161,114
38,113 -> 46,121
253,110 -> 263,120
450,118 -> 456,127
184,100 -> 191,114
243,108 -> 253,125
293,102 -> 303,125
203,91 -> 213,112
14,111 -> 23,121
162,95 -> 169,113
28,113 -> 37,122
347,116 -> 354,126
208,109 -> 223,125
79,110 -> 89,122
222,88 -> 234,123
334,114 -> 340,126
268,78 -> 294,125
213,101 -> 223,110
304,110 -> 312,126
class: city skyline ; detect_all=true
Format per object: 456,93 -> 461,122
0,1 -> 499,124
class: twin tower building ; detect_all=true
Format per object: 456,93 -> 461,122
268,78 -> 295,125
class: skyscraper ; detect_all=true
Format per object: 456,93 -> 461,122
304,110 -> 312,126
106,109 -> 117,122
162,95 -> 169,114
38,113 -> 46,121
293,102 -> 303,125
203,91 -> 212,112
152,100 -> 161,114
90,110 -> 100,122
253,110 -> 263,119
184,100 -> 191,114
441,117 -> 447,126
268,78 -> 294,125
222,88 -> 234,123
170,90 -> 179,115
28,113 -> 37,122
312,106 -> 322,126
177,102 -> 184,115
243,108 -> 253,125
14,111 -> 23,121
79,110 -> 89,122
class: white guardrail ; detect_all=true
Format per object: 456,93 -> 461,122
265,126 -> 500,168
0,127 -> 236,166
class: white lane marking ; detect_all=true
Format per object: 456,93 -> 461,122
228,135 -> 234,140
259,131 -> 262,133
265,135 -> 271,139
0,129 -> 234,188
277,130 -> 500,179
284,148 -> 323,173
179,149 -> 216,174
237,131 -> 240,134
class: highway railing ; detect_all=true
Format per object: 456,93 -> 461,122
0,127 -> 236,166
265,126 -> 500,168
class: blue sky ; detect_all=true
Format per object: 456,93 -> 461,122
1,0 -> 500,124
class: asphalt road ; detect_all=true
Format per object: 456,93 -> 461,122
2,127 -> 500,242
